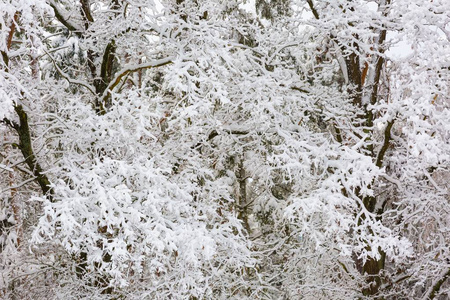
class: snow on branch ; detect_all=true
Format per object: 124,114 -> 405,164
102,56 -> 174,98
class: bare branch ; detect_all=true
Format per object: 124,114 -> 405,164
101,56 -> 174,98
306,0 -> 320,20
12,105 -> 54,202
48,0 -> 84,33
44,49 -> 96,94
424,268 -> 450,300
80,0 -> 94,24
0,177 -> 36,193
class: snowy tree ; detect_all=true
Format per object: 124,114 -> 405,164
243,0 -> 450,298
0,0 -> 449,299
1,0 -> 259,298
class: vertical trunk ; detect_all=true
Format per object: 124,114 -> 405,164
346,51 -> 363,106
362,249 -> 386,297
237,158 -> 250,234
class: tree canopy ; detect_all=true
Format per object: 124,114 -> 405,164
1,0 -> 449,299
